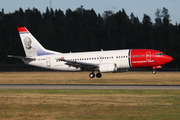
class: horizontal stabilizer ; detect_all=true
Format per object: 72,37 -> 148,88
7,55 -> 36,60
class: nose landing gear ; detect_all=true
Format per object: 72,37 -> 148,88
152,66 -> 162,74
89,72 -> 102,78
152,69 -> 156,74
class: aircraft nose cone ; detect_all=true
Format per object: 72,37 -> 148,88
166,55 -> 173,63
168,56 -> 173,62
158,55 -> 173,65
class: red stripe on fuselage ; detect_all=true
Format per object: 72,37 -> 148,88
130,49 -> 161,68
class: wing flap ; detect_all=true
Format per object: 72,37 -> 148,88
56,58 -> 99,69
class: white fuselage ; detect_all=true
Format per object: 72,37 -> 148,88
24,49 -> 130,71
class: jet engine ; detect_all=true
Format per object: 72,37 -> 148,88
99,63 -> 117,73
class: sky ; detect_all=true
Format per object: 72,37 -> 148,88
0,0 -> 180,24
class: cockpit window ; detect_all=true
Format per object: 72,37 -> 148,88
156,53 -> 165,56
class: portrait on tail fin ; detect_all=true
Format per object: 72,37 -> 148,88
18,27 -> 60,57
23,37 -> 37,57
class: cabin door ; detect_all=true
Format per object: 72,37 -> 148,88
146,51 -> 151,61
46,58 -> 51,67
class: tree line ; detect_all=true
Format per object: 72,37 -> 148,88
0,6 -> 179,68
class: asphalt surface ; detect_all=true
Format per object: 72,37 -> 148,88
0,85 -> 179,90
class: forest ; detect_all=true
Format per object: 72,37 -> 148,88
0,6 -> 179,69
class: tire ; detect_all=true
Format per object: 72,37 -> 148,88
152,70 -> 156,74
96,73 -> 102,78
89,73 -> 95,78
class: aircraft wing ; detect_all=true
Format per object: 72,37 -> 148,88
7,55 -> 36,60
55,58 -> 99,70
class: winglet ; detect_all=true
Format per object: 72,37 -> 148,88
18,27 -> 28,33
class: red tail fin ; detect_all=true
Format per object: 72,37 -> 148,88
18,27 -> 28,33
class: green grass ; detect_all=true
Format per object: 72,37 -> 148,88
0,89 -> 180,95
0,90 -> 180,120
0,72 -> 180,85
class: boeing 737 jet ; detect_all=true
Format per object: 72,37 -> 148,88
8,27 -> 173,78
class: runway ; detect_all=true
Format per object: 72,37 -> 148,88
0,85 -> 179,90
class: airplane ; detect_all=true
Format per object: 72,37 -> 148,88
8,27 -> 173,78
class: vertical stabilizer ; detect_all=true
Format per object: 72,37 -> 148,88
18,27 -> 60,57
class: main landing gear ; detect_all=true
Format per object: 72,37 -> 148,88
89,72 -> 102,78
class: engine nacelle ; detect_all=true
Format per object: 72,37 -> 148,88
99,63 -> 117,73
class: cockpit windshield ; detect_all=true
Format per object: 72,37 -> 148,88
156,53 -> 165,56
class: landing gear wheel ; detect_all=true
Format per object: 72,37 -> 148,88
89,73 -> 95,78
152,70 -> 156,74
96,73 -> 102,78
